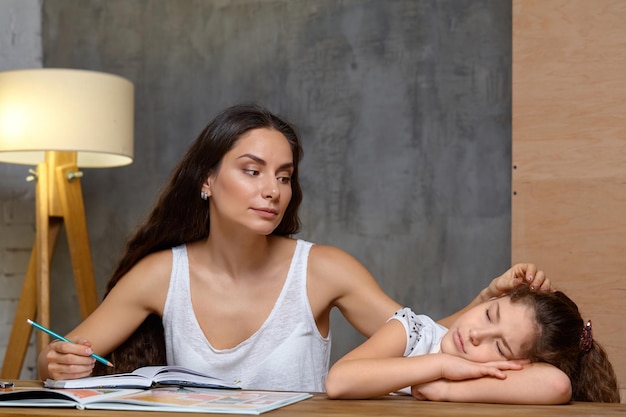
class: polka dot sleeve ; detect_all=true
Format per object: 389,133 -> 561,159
387,307 -> 426,357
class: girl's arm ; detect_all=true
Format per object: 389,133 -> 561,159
412,362 -> 572,404
325,320 -> 521,399
438,263 -> 552,328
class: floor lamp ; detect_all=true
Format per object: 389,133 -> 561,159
0,69 -> 134,378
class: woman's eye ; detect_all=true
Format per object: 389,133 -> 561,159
486,309 -> 491,322
278,176 -> 291,184
243,169 -> 259,176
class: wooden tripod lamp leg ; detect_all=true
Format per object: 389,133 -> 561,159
56,163 -> 99,319
35,160 -> 52,351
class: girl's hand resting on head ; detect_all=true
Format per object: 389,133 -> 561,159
481,263 -> 553,301
43,338 -> 96,380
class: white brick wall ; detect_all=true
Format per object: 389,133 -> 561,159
0,195 -> 38,379
0,193 -> 38,378
0,0 -> 43,379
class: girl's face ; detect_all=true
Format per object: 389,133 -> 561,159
440,296 -> 536,363
204,127 -> 294,236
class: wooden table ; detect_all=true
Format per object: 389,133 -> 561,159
1,381 -> 625,416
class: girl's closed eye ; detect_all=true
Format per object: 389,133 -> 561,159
486,307 -> 506,357
496,342 -> 506,357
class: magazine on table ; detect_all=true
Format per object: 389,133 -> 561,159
0,386 -> 312,415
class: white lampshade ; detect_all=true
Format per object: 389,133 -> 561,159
0,68 -> 134,167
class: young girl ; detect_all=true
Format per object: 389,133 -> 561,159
326,285 -> 620,403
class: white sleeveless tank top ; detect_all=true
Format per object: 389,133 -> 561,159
162,240 -> 331,392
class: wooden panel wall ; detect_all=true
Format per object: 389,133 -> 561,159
512,0 -> 626,402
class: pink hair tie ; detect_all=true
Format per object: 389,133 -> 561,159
579,320 -> 593,353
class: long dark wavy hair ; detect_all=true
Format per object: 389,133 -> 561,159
94,104 -> 304,375
508,286 -> 620,402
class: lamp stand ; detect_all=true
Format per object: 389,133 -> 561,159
1,151 -> 99,379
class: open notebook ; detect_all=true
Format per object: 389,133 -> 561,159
44,365 -> 240,389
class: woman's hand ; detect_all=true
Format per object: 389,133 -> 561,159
43,338 -> 96,380
480,263 -> 553,301
438,263 -> 553,329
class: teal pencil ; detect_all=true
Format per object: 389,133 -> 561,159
26,319 -> 114,367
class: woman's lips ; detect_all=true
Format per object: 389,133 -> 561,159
253,207 -> 278,219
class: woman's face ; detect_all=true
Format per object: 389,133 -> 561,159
205,127 -> 294,236
440,296 -> 536,363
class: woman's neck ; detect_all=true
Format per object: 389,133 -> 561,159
194,231 -> 285,280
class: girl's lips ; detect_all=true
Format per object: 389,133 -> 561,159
454,329 -> 466,354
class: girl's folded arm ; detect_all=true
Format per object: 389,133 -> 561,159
412,362 -> 572,404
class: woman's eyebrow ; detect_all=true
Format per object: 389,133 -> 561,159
237,153 -> 265,164
237,153 -> 294,170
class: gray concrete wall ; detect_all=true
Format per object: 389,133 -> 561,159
0,0 -> 42,378
1,0 -> 512,372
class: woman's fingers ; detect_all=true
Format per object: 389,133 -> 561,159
46,340 -> 96,380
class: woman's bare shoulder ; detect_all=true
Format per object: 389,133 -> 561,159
121,248 -> 174,290
307,243 -> 375,288
309,243 -> 366,269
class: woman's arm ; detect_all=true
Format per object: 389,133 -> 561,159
412,362 -> 572,404
37,251 -> 172,380
307,245 -> 401,338
438,263 -> 552,328
310,246 -> 549,338
325,320 -> 521,399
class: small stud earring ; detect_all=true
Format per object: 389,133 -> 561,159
200,191 -> 208,200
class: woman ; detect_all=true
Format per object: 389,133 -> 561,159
38,104 -> 557,393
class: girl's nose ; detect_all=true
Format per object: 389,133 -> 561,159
469,328 -> 492,345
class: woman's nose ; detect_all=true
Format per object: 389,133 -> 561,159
262,180 -> 279,199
